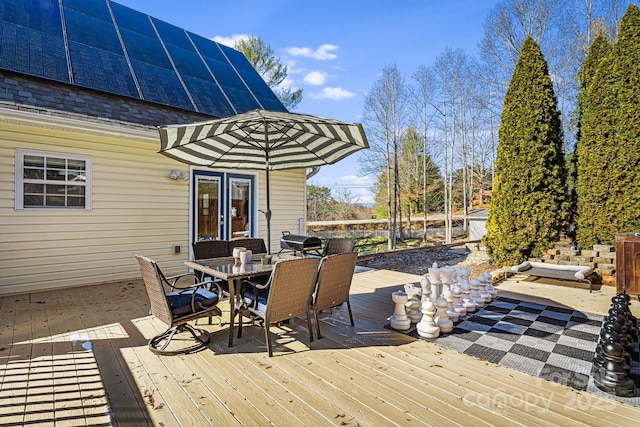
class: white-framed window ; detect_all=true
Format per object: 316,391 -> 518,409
15,149 -> 92,210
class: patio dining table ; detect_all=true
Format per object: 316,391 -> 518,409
185,253 -> 297,347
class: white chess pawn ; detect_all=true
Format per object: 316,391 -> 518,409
470,279 -> 485,308
452,284 -> 467,317
416,300 -> 440,339
460,278 -> 476,313
390,291 -> 411,330
441,280 -> 459,323
420,275 -> 431,303
483,272 -> 498,298
435,296 -> 453,333
477,276 -> 492,303
404,283 -> 423,323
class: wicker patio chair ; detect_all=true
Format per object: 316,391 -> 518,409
192,239 -> 232,294
192,239 -> 231,259
311,252 -> 358,339
323,238 -> 356,256
135,255 -> 222,355
230,237 -> 267,254
238,257 -> 321,356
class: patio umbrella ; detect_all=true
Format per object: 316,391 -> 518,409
158,109 -> 369,253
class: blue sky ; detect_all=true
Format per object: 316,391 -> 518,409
115,0 -> 501,204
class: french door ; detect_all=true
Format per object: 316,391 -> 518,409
192,170 -> 255,243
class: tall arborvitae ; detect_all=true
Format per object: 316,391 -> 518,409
575,34 -> 613,247
608,4 -> 640,240
483,37 -> 568,266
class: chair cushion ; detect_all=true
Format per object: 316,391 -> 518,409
243,287 -> 269,313
167,288 -> 219,317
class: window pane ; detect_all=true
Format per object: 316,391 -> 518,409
24,155 -> 45,168
46,168 -> 67,181
46,157 -> 66,169
24,194 -> 43,206
68,170 -> 86,182
67,196 -> 85,207
48,184 -> 67,195
24,183 -> 44,193
66,185 -> 85,196
46,195 -> 66,206
24,167 -> 44,179
68,159 -> 86,171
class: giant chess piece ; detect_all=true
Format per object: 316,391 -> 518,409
602,321 -> 632,368
482,271 -> 498,299
420,275 -> 432,303
592,340 -> 636,397
428,263 -> 442,304
452,283 -> 467,317
469,278 -> 485,308
593,325 -> 631,375
390,291 -> 411,330
476,275 -> 492,303
404,283 -> 423,323
435,296 -> 453,333
416,300 -> 440,339
458,268 -> 476,313
441,268 -> 459,323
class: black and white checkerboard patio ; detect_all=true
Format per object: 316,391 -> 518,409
393,296 -> 640,406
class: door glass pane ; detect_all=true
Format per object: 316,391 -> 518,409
230,179 -> 251,239
196,177 -> 220,240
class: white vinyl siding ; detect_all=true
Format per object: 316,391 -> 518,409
0,118 -> 306,295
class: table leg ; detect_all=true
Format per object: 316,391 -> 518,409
227,277 -> 243,347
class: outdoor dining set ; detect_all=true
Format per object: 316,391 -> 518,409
135,237 -> 357,357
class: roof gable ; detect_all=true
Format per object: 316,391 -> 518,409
0,0 -> 287,117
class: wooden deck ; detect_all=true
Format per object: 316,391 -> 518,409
1,268 -> 639,426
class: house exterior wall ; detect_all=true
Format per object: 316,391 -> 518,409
0,113 -> 306,295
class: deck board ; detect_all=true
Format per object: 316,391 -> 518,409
0,270 -> 639,426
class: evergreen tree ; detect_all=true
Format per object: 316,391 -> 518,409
235,36 -> 303,110
575,34 -> 614,247
608,5 -> 640,240
483,37 -> 568,266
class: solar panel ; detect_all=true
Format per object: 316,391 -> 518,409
63,0 -> 112,21
0,0 -> 62,35
130,60 -> 194,110
110,2 -> 155,37
64,9 -> 124,54
68,41 -> 138,98
182,75 -> 236,117
0,21 -> 69,83
0,0 -> 288,118
152,18 -> 193,51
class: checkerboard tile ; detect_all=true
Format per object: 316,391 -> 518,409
427,296 -> 640,406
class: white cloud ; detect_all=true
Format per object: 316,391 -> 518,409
212,34 -> 252,47
303,71 -> 327,85
283,44 -> 339,60
311,87 -> 357,100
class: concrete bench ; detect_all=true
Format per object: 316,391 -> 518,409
510,261 -> 595,292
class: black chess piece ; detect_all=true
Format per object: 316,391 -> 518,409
592,341 -> 636,397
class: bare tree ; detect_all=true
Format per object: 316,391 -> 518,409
362,65 -> 409,249
410,65 -> 439,241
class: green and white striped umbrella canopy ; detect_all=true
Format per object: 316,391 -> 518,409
158,109 -> 368,253
158,109 -> 369,170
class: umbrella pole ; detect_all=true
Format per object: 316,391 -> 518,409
265,168 -> 271,254
264,121 -> 272,254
